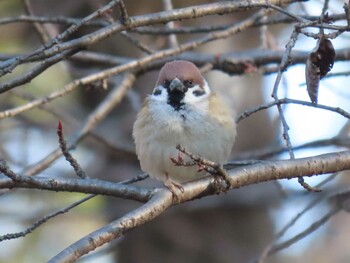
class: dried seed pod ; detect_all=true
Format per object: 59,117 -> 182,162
305,52 -> 321,103
305,38 -> 335,103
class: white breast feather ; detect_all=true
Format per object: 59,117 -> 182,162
133,92 -> 235,183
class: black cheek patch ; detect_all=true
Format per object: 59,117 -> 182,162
192,89 -> 205,97
153,89 -> 162,96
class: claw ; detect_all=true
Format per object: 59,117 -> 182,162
213,175 -> 228,194
169,156 -> 179,165
197,164 -> 205,172
177,151 -> 183,162
169,151 -> 185,166
164,173 -> 184,203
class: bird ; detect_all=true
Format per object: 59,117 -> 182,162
133,60 -> 236,197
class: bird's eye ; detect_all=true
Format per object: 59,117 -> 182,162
153,89 -> 162,96
163,80 -> 170,87
184,80 -> 194,88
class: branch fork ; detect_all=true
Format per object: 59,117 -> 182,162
170,144 -> 232,193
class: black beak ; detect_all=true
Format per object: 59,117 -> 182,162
167,78 -> 187,111
169,78 -> 187,93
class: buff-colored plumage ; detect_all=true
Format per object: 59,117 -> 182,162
133,60 -> 236,187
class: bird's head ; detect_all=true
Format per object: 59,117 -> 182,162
151,60 -> 211,111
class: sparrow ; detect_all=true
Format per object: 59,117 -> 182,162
133,60 -> 236,196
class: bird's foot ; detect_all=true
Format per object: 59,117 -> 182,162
212,166 -> 231,194
213,175 -> 229,194
164,178 -> 184,204
174,145 -> 231,193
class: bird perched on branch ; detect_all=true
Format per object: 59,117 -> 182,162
133,60 -> 236,197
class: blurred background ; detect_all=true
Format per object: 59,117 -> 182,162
0,0 -> 350,262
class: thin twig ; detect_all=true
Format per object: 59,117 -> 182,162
237,98 -> 350,123
57,120 -> 87,179
117,0 -> 130,24
234,136 -> 350,161
120,32 -> 154,54
24,73 -> 136,176
174,145 -> 235,191
259,14 -> 269,49
1,46 -> 350,120
0,10 -> 265,94
258,196 -> 339,263
269,206 -> 340,256
48,150 -> 350,262
344,1 -> 350,27
267,3 -> 307,23
2,151 -> 350,200
0,15 -> 108,27
0,13 -> 346,33
0,0 -> 120,77
163,0 -> 179,49
9,13 -> 264,176
300,29 -> 345,40
271,26 -> 320,192
0,160 -> 43,191
0,194 -> 95,242
0,0 -> 296,76
0,48 -> 80,94
23,0 -> 51,43
0,172 -> 149,242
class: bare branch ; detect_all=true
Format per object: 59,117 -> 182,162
269,206 -> 340,256
117,0 -> 130,24
120,32 -> 155,54
22,0 -> 51,43
233,136 -> 350,161
0,0 -> 301,75
173,144 -> 231,191
2,150 -> 350,201
0,15 -> 107,27
0,194 -> 95,242
0,173 -> 149,242
0,0 -> 120,76
270,28 -> 299,157
24,73 -> 136,176
46,149 -> 350,261
163,0 -> 179,48
0,1 -> 349,261
258,203 -> 340,262
48,189 -> 172,263
62,10 -> 265,86
0,48 -> 80,94
236,98 -> 350,123
0,9 -> 264,94
0,13 -> 346,34
57,121 -> 87,179
270,25 -> 336,192
344,0 -> 350,27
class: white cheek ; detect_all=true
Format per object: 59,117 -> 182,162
150,85 -> 167,102
183,81 -> 211,104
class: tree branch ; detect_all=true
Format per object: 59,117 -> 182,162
44,149 -> 350,261
23,73 -> 136,176
0,0 -> 303,75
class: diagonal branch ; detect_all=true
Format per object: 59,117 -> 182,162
0,9 -> 265,94
0,0 -> 120,77
236,98 -> 350,123
0,0 -> 303,76
1,150 -> 350,202
24,73 -> 136,176
48,189 -> 173,263
45,149 -> 350,261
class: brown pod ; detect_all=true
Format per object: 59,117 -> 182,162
305,52 -> 321,103
305,38 -> 335,104
317,38 -> 335,78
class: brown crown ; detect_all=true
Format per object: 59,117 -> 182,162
156,60 -> 205,88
